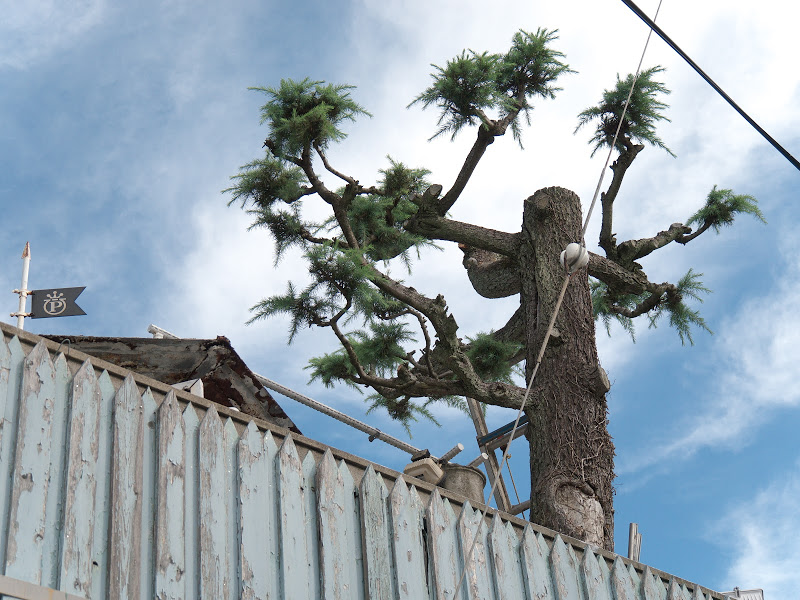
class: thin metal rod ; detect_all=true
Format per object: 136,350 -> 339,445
620,0 -> 800,172
254,373 -> 437,459
468,453 -> 489,468
11,243 -> 31,330
509,499 -> 531,516
439,443 -> 464,464
466,397 -> 512,511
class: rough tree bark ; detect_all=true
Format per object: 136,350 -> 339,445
520,187 -> 614,549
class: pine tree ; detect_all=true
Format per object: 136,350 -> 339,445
227,30 -> 763,550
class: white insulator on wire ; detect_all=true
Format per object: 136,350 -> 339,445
560,243 -> 589,274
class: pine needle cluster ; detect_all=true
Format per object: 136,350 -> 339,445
410,28 -> 574,144
576,66 -> 674,156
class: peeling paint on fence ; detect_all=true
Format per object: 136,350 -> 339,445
0,325 -> 729,599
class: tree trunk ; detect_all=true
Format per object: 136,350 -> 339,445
519,187 -> 615,550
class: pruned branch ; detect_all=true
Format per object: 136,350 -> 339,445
405,190 -> 521,256
314,142 -> 357,186
614,222 -> 692,267
599,143 -> 643,256
587,252 -> 652,295
438,126 -> 497,214
608,284 -> 671,319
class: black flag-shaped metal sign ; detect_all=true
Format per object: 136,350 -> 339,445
30,287 -> 86,319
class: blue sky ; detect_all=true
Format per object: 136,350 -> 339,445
3,0 -> 798,595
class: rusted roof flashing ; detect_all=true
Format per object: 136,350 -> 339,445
42,334 -> 301,434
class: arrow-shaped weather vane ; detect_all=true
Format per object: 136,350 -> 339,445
10,242 -> 86,330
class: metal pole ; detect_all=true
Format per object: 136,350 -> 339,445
254,372 -> 438,459
439,443 -> 464,464
468,453 -> 489,468
11,242 -> 31,330
147,324 -> 465,463
465,397 -> 512,511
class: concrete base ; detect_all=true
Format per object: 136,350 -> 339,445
439,464 -> 487,505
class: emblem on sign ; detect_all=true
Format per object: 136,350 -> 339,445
30,287 -> 86,319
43,291 -> 68,316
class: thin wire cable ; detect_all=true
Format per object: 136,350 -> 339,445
505,453 -> 527,520
453,4 -> 663,596
620,0 -> 800,173
582,0 -> 664,239
453,273 -> 572,595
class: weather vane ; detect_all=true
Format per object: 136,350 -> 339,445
10,242 -> 86,330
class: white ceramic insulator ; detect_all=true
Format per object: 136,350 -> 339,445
560,243 -> 589,273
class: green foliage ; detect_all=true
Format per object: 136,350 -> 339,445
307,350 -> 358,388
248,245 -> 374,340
464,332 -> 522,382
688,186 -> 765,232
648,269 -> 712,345
365,395 -> 440,436
248,204 -> 313,264
410,29 -> 573,143
304,244 -> 372,299
248,281 -> 338,342
353,322 -> 416,375
592,270 -> 711,345
307,322 -> 414,385
253,78 -> 370,157
590,279 -> 642,341
496,29 -> 576,141
367,394 -> 472,436
410,50 -> 500,140
349,285 -> 408,323
576,66 -> 674,157
347,158 -> 435,262
225,155 -> 308,208
224,154 -> 316,263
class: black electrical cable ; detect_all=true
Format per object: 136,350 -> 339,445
620,0 -> 800,172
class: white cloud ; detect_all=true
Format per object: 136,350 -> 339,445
711,459 -> 800,597
1,0 -> 106,69
618,231 -> 800,474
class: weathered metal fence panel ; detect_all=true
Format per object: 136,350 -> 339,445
0,327 -> 728,599
155,391 -> 185,599
359,466 -> 395,600
6,342 -> 56,585
60,361 -> 102,597
488,516 -> 526,600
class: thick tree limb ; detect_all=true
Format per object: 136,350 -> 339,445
614,222 -> 692,267
436,109 -> 520,215
407,214 -> 521,256
676,221 -> 713,244
599,143 -> 643,257
437,127 -> 496,214
405,185 -> 521,256
587,252 -> 653,295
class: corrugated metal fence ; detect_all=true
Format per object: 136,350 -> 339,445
0,324 -> 726,599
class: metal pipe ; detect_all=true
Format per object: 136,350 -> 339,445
509,499 -> 531,516
254,373 -> 435,459
12,243 -> 31,330
468,453 -> 489,468
439,443 -> 464,464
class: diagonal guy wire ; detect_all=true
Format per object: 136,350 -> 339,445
452,2 -> 664,596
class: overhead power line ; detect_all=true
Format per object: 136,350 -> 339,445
620,0 -> 800,173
